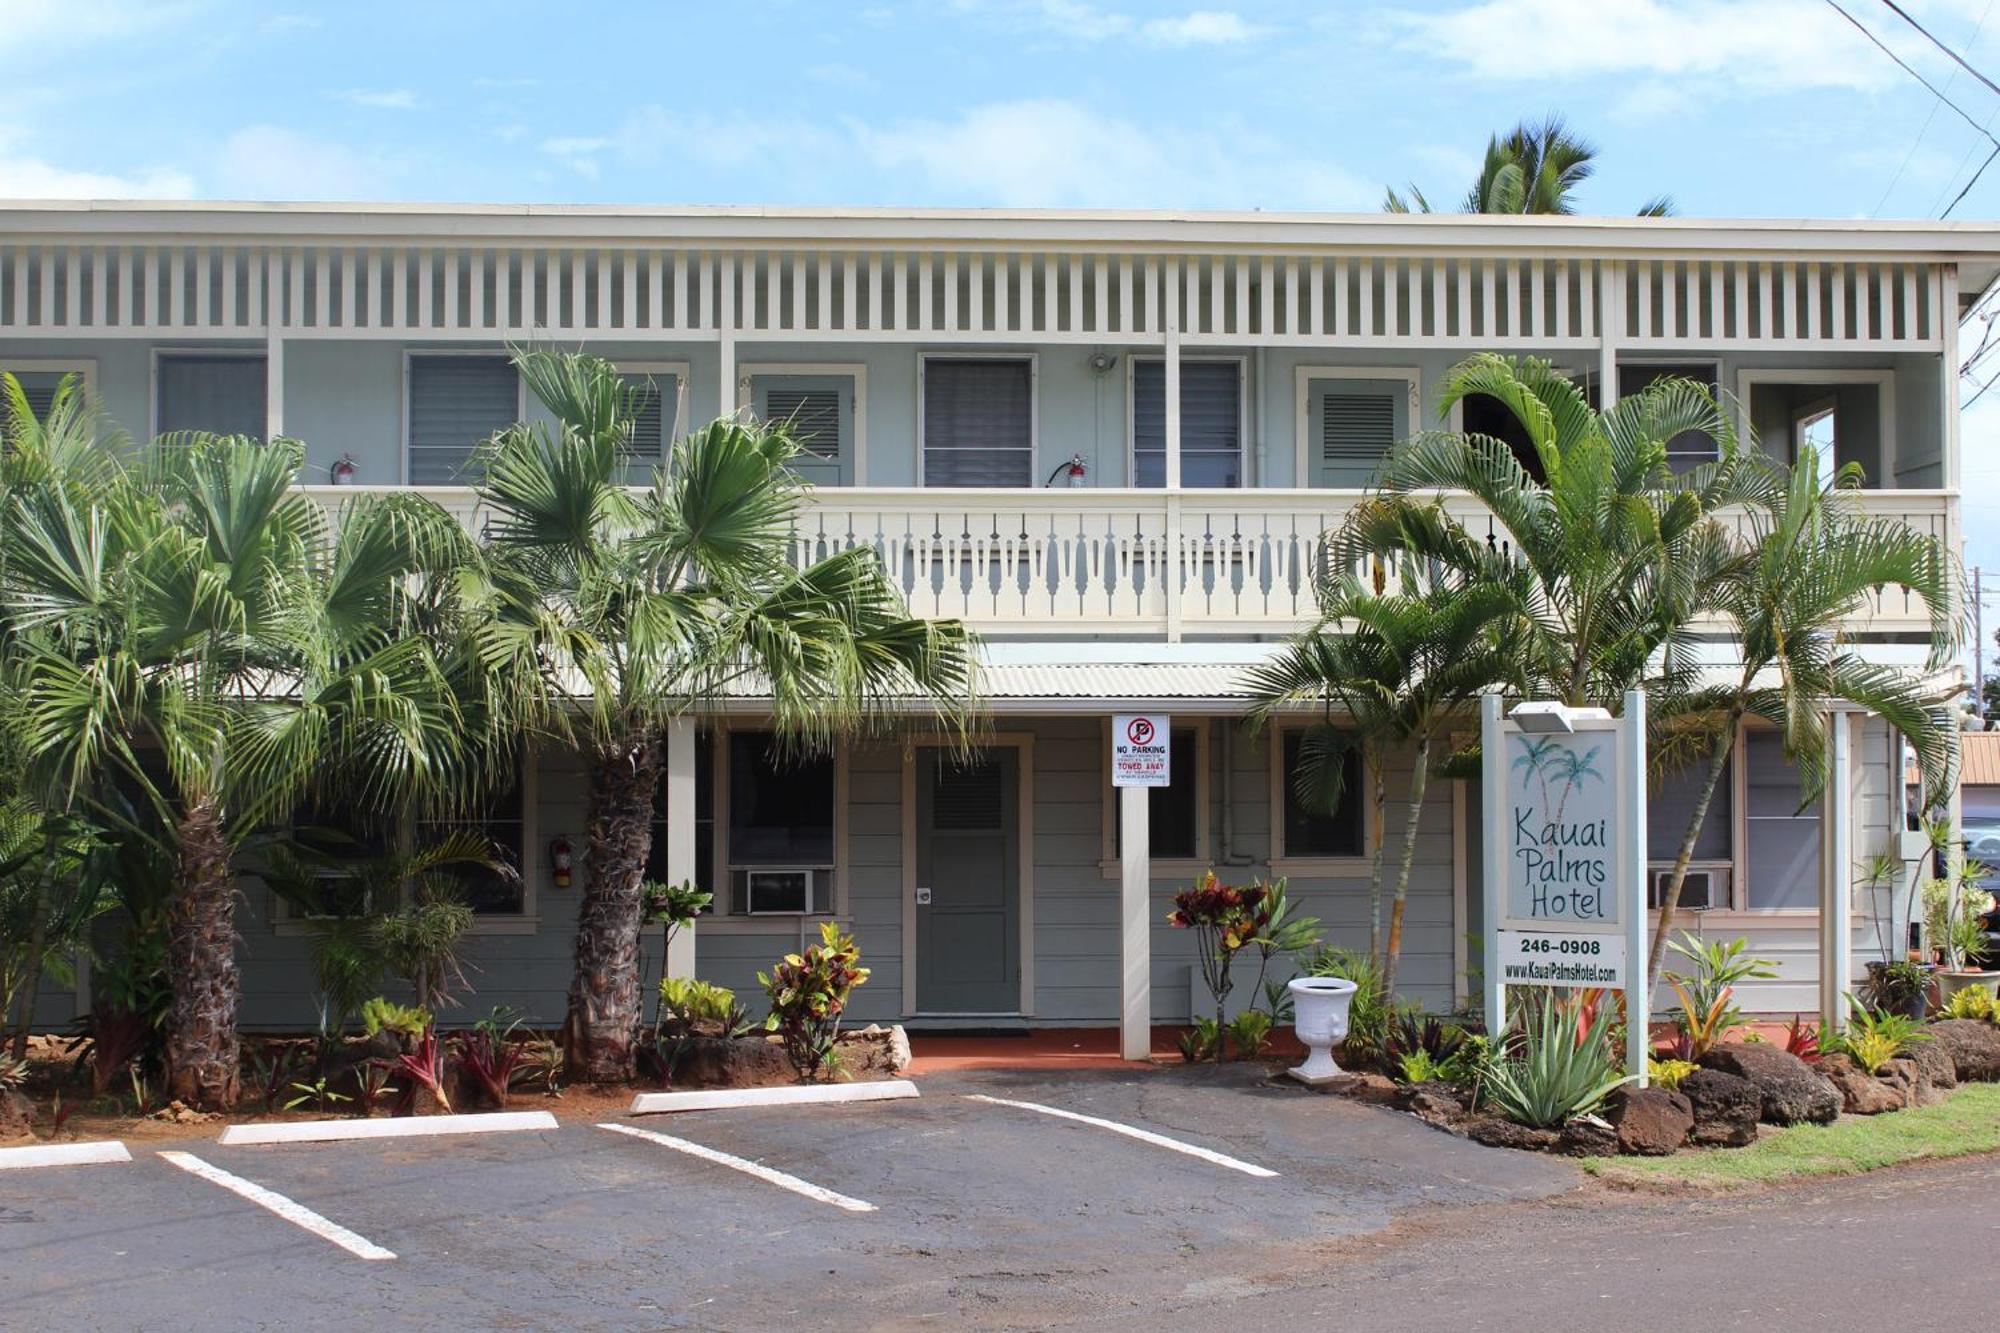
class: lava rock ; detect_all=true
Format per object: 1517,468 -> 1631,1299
1905,1034 -> 1957,1094
1465,1115 -> 1562,1153
1396,1080 -> 1465,1126
0,1088 -> 32,1139
1324,1071 -> 1401,1105
1924,1020 -> 2000,1083
1679,1068 -> 1762,1147
1819,1052 -> 1906,1115
1697,1042 -> 1840,1125
1556,1116 -> 1620,1157
1604,1086 -> 1693,1156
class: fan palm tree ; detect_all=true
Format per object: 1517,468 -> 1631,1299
474,348 -> 975,1084
0,429 -> 487,1108
1385,116 -> 1673,217
1645,445 -> 1962,977
1248,573 -> 1518,991
1339,354 -> 1751,713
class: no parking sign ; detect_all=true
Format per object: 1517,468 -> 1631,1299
1111,714 -> 1170,787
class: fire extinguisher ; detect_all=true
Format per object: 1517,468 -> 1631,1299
548,836 -> 573,889
1044,454 -> 1088,488
329,453 -> 360,486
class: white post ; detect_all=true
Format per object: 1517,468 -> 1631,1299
1621,689 -> 1648,1085
662,719 -> 698,982
266,329 -> 285,441
1164,324 -> 1182,489
1479,693 -> 1505,1034
718,254 -> 737,422
1821,711 -> 1855,1033
1119,781 -> 1151,1061
1598,260 -> 1622,410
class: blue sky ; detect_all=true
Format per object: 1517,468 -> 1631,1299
9,0 -> 2000,659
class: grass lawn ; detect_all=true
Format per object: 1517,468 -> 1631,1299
1583,1082 -> 2000,1189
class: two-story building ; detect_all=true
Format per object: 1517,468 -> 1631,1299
11,203 -> 1996,1048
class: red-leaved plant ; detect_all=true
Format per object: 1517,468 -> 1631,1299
1785,1015 -> 1822,1064
453,1009 -> 527,1108
760,922 -> 871,1083
1167,872 -> 1271,1058
389,1029 -> 452,1115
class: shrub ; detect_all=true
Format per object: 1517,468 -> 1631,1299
1300,945 -> 1390,1065
1646,1057 -> 1698,1091
1227,1008 -> 1274,1060
1942,986 -> 1997,1022
1387,1012 -> 1471,1068
1831,1000 -> 1930,1075
1395,1050 -> 1441,1085
1483,995 -> 1632,1129
1662,933 -> 1776,1059
760,922 -> 870,1083
1167,872 -> 1270,1054
660,977 -> 745,1028
1862,959 -> 1930,1016
453,1007 -> 528,1108
361,997 -> 433,1045
1177,1017 -> 1222,1063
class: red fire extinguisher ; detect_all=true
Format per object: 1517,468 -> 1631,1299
548,836 -> 574,889
329,453 -> 360,486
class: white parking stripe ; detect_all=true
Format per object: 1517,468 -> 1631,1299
596,1123 -> 877,1213
965,1094 -> 1279,1178
157,1151 -> 396,1261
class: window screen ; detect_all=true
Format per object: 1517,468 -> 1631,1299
923,358 -> 1031,487
1133,360 -> 1242,487
1282,730 -> 1365,858
408,355 -> 518,484
1112,726 -> 1201,859
157,354 -> 267,439
1647,750 -> 1733,864
9,369 -> 67,424
1744,732 -> 1820,911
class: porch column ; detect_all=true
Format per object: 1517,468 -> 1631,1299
1820,711 -> 1855,1032
718,254 -> 737,421
662,718 -> 698,981
1164,321 -> 1182,488
1119,781 -> 1151,1061
265,328 -> 285,440
1597,259 -> 1622,410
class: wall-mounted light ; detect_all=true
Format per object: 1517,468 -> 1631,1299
1088,352 -> 1117,376
1509,702 -> 1612,734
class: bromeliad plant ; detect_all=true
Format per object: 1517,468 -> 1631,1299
1659,933 -> 1776,1059
1832,999 -> 1930,1076
453,1006 -> 530,1108
760,922 -> 870,1083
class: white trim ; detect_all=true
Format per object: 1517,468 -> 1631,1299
1098,715 -> 1211,877
628,1079 -> 918,1114
735,361 -> 869,484
1291,365 -> 1422,487
1125,353 -> 1247,489
158,1151 -> 396,1261
1267,718 -> 1376,875
1734,367 -> 1897,480
917,351 -> 1038,488
1451,777 -> 1469,1010
400,347 -> 528,486
0,356 -> 97,396
901,731 -> 1036,1017
0,1140 -> 130,1170
216,1111 -> 558,1146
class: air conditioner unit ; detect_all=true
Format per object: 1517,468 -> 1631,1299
1648,864 -> 1728,911
742,868 -> 814,916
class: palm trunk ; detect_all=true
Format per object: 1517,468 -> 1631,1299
1367,759 -> 1388,970
1645,720 -> 1739,988
1383,735 -> 1432,997
165,798 -> 241,1110
564,730 -> 662,1083
8,827 -> 54,1060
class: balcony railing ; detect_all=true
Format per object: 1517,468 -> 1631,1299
300,485 -> 1958,640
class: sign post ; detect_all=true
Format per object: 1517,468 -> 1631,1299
1481,690 -> 1649,1084
1111,714 -> 1168,1062
1111,714 -> 1171,788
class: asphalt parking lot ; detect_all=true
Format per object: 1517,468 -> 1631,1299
2,1065 -> 1577,1331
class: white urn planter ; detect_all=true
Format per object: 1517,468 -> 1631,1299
1287,976 -> 1359,1085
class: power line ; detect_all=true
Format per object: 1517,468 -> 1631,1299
1873,0 -> 1998,215
1944,141 -> 2000,215
1824,0 -> 2000,146
1878,0 -> 2000,100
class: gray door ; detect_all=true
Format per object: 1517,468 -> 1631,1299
1309,377 -> 1409,487
915,749 -> 1020,1013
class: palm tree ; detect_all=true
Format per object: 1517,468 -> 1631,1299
1645,445 -> 1961,977
475,348 -> 975,1084
0,430 -> 484,1108
1248,573 -> 1516,991
1385,116 -> 1673,217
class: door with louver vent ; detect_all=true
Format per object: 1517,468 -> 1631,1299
752,374 -> 852,486
1308,378 -> 1409,488
915,748 -> 1020,1013
618,371 -> 681,485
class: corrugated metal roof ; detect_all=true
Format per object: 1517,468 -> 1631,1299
978,662 -> 1259,700
1958,733 -> 2000,787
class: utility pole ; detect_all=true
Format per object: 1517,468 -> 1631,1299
1979,566 -> 1988,726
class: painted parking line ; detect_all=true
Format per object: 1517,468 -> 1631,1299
964,1094 -> 1279,1179
157,1151 -> 396,1261
595,1123 -> 877,1213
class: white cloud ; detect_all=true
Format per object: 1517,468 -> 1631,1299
0,0 -> 199,56
209,126 -> 390,200
336,88 -> 421,111
0,132 -> 193,199
1392,0 -> 1961,93
542,136 -> 611,178
1137,10 -> 1265,46
970,1 -> 1269,45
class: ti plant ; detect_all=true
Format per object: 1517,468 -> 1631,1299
1660,933 -> 1776,1059
759,922 -> 870,1083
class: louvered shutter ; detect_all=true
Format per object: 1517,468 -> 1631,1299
932,759 -> 1004,830
408,355 -> 517,484
13,370 -> 63,423
923,358 -> 1032,487
1310,378 -> 1407,487
157,353 -> 267,439
766,387 -> 842,459
619,372 -> 676,484
1132,360 -> 1242,487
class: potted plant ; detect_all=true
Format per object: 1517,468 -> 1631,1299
1929,860 -> 2000,1007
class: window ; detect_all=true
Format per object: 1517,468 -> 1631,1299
278,799 -> 393,922
418,772 -> 528,917
157,352 -> 266,439
922,357 -> 1032,487
1646,751 -> 1733,909
749,369 -> 856,487
725,731 -> 835,914
1298,369 -> 1415,488
1744,375 -> 1888,486
1620,363 -> 1720,473
618,370 -> 680,485
1133,360 -> 1242,487
1110,725 -> 1202,861
1279,729 -> 1365,859
645,730 -> 714,896
4,365 -> 85,424
407,354 -> 519,484
1744,732 -> 1820,911
1463,391 -> 1544,483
